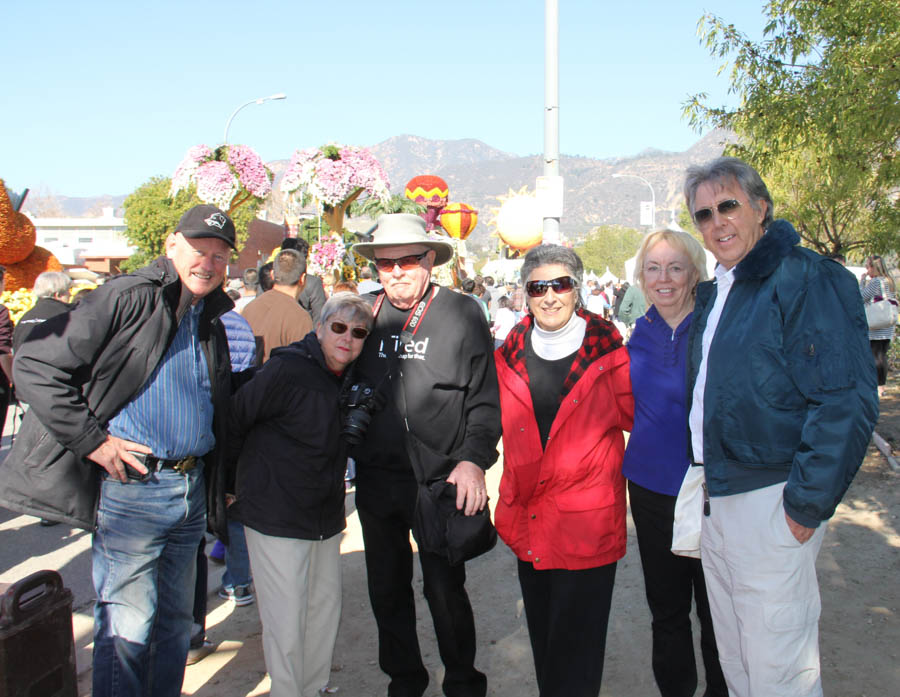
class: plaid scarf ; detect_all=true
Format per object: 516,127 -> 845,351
497,309 -> 624,401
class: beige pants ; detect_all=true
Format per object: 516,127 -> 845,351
701,482 -> 826,697
245,527 -> 342,697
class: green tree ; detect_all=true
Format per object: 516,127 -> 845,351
684,0 -> 900,257
575,225 -> 644,279
349,193 -> 426,219
121,176 -> 258,272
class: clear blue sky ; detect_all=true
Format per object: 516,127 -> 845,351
1,1 -> 767,198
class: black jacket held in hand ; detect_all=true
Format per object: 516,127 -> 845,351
0,257 -> 234,537
227,332 -> 350,541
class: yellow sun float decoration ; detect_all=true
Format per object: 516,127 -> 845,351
488,186 -> 544,254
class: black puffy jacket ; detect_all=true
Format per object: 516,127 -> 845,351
0,257 -> 234,537
228,332 -> 351,540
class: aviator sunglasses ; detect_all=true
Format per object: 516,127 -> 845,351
525,276 -> 577,298
692,198 -> 742,225
330,321 -> 369,339
373,250 -> 429,272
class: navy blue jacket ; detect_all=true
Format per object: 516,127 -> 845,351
687,220 -> 878,528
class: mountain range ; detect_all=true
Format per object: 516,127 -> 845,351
26,130 -> 734,250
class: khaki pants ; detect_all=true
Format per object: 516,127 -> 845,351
245,527 -> 342,697
701,482 -> 826,697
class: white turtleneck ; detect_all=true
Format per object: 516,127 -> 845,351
530,312 -> 587,360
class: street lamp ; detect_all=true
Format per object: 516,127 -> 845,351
223,93 -> 287,145
613,173 -> 656,229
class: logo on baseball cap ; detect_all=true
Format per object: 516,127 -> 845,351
176,204 -> 236,249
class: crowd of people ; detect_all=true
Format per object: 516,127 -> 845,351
0,156 -> 886,697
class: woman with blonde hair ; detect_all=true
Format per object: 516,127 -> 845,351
623,228 -> 727,697
861,254 -> 897,397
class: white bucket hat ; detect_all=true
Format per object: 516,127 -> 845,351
352,214 -> 454,267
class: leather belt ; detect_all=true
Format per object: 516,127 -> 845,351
147,455 -> 197,474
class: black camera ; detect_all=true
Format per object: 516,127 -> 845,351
342,383 -> 382,446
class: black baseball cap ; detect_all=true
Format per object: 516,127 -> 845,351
176,205 -> 236,249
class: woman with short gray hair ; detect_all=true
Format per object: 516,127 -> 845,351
227,291 -> 373,697
494,244 -> 633,696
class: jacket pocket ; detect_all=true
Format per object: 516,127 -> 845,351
552,486 -> 621,559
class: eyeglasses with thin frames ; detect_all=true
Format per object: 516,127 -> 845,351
693,198 -> 742,226
525,276 -> 577,298
373,251 -> 429,272
330,321 -> 369,339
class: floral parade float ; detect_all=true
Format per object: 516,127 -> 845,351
170,144 -> 273,216
279,143 -> 391,283
0,180 -> 63,320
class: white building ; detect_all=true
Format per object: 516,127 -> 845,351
24,207 -> 134,274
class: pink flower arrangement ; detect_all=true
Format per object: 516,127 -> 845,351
307,239 -> 346,277
170,144 -> 273,211
280,143 -> 390,209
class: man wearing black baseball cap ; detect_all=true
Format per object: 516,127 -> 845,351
0,203 -> 237,697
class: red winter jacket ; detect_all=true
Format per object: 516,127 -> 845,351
494,311 -> 633,571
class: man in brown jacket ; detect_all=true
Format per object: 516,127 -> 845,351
241,249 -> 313,364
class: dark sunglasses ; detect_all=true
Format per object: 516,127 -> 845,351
330,321 -> 369,339
525,276 -> 577,298
693,198 -> 742,225
373,250 -> 429,272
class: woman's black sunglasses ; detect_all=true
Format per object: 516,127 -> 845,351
525,276 -> 577,298
330,321 -> 369,339
693,198 -> 742,225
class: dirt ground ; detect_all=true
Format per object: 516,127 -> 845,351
82,384 -> 900,697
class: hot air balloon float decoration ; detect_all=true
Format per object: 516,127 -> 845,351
440,202 -> 478,240
404,175 -> 449,231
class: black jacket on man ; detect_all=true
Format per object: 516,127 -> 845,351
0,257 -> 234,537
12,296 -> 72,354
227,332 -> 350,540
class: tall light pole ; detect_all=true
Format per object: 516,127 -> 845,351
613,173 -> 656,229
223,93 -> 287,145
541,0 -> 562,245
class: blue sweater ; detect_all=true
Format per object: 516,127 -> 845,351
622,304 -> 692,496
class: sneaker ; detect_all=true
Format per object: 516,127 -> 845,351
186,640 -> 215,665
218,583 -> 254,606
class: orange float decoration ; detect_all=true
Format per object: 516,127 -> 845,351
440,202 -> 478,240
5,246 -> 64,292
404,175 -> 449,230
0,180 -> 36,265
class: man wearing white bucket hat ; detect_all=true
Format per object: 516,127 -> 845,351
351,214 -> 501,697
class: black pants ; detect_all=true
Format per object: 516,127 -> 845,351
870,338 -> 890,386
628,480 -> 727,697
517,559 -> 616,697
356,471 -> 486,697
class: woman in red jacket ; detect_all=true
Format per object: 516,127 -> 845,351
494,244 -> 633,697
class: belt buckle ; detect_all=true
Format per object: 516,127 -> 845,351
174,456 -> 197,474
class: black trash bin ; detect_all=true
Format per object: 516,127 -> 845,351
0,570 -> 77,697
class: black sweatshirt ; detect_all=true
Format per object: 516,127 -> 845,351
354,286 -> 501,482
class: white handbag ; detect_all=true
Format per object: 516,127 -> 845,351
865,277 -> 898,330
671,465 -> 705,559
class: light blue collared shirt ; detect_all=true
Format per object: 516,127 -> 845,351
108,302 -> 215,458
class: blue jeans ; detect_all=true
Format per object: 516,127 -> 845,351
221,519 -> 252,588
92,465 -> 207,697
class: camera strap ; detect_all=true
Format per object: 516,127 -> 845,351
373,284 -> 438,346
